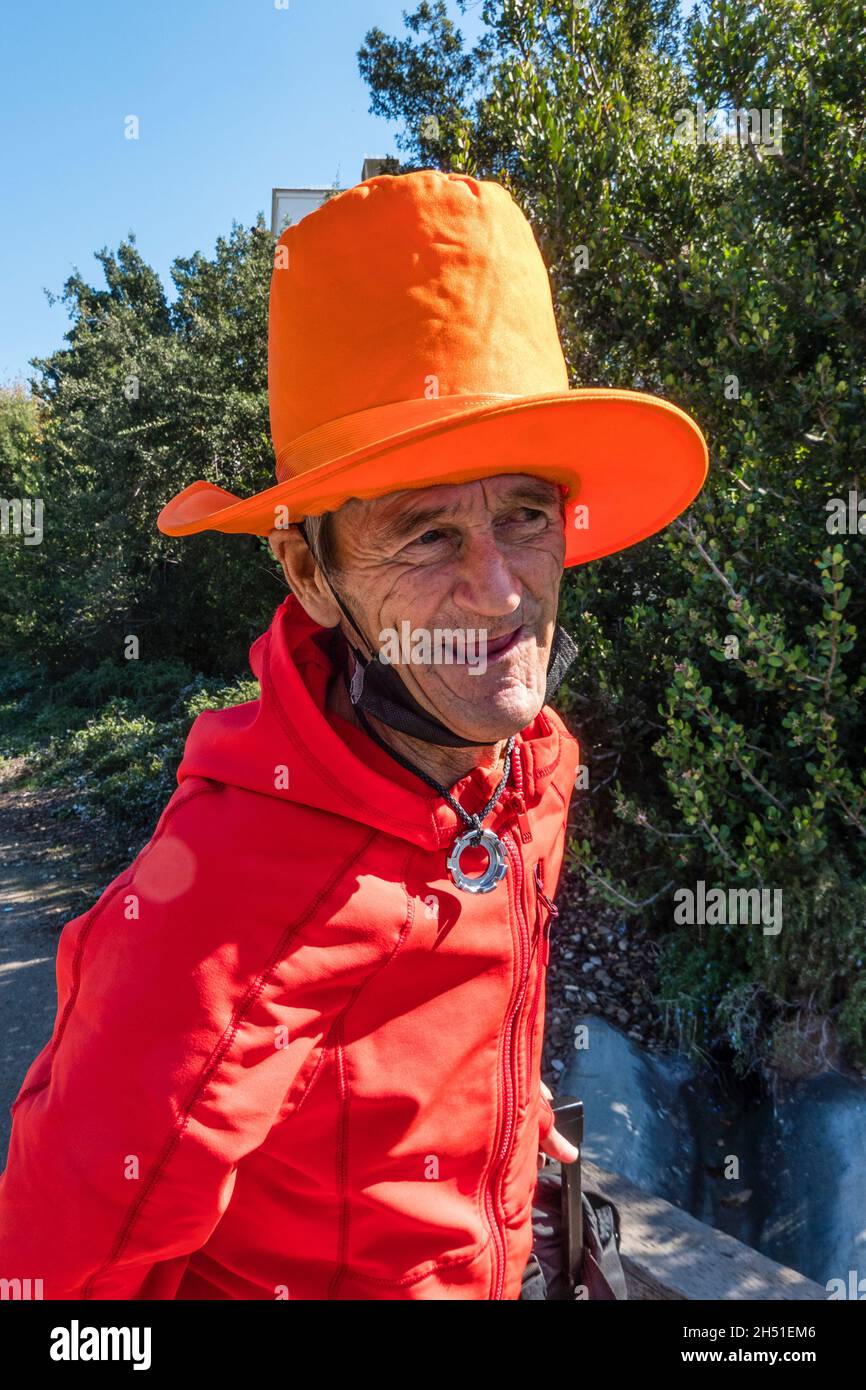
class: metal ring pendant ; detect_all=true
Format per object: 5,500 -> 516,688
446,828 -> 508,894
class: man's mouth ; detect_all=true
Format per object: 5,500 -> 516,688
484,624 -> 525,659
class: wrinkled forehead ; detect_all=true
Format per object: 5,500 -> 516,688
339,480 -> 569,539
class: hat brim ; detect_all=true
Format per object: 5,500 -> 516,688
156,389 -> 708,568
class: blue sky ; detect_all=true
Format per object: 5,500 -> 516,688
0,0 -> 487,383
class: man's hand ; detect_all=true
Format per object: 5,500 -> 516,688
538,1079 -> 579,1168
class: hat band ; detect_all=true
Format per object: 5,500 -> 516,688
274,393 -> 521,483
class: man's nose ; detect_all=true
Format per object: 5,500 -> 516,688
450,529 -> 522,619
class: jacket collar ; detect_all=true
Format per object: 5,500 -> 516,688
182,593 -> 569,854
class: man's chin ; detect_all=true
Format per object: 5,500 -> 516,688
428,684 -> 545,745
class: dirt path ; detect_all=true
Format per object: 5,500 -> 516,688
0,758 -> 106,1163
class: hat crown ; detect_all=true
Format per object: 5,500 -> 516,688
268,170 -> 569,466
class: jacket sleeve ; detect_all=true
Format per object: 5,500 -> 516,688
0,780 -> 346,1300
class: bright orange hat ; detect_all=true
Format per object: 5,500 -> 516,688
157,169 -> 708,567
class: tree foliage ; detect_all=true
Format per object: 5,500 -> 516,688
2,0 -> 864,1075
2,223 -> 281,676
360,0 -> 866,1073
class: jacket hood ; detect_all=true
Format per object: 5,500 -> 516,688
177,593 -> 576,854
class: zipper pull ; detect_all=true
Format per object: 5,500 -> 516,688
534,861 -> 559,918
511,789 -> 532,844
534,862 -> 558,965
510,743 -> 532,843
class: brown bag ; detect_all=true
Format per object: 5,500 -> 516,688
520,1097 -> 628,1301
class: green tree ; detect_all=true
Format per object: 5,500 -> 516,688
360,0 -> 866,1074
19,222 -> 281,677
0,386 -> 44,654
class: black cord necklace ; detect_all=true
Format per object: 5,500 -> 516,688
349,677 -> 516,895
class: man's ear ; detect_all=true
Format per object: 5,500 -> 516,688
267,525 -> 342,628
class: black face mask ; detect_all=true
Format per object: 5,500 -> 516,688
298,519 -> 579,749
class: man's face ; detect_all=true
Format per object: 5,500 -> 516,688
328,473 -> 566,744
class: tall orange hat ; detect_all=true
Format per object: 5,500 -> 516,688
157,169 -> 708,565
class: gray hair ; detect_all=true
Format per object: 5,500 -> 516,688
300,510 -> 341,576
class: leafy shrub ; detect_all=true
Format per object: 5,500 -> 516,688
361,0 -> 866,1076
2,664 -> 259,869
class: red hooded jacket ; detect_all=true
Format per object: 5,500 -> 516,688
0,594 -> 580,1300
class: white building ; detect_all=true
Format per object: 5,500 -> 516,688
271,158 -> 393,236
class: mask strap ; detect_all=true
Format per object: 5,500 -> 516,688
295,518 -> 579,747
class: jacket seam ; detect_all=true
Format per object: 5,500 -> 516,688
80,822 -> 381,1299
525,861 -> 547,1079
327,844 -> 418,1298
11,781 -> 218,1113
535,708 -> 579,790
263,635 -> 442,842
290,1040 -> 329,1118
346,1231 -> 494,1288
472,829 -> 524,1298
328,1025 -> 351,1300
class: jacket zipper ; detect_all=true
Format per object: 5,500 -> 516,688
484,827 -> 533,1300
525,862 -> 559,1079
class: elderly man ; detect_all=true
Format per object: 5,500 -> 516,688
0,171 -> 706,1300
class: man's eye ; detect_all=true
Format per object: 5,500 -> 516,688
396,528 -> 451,559
503,508 -> 547,525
